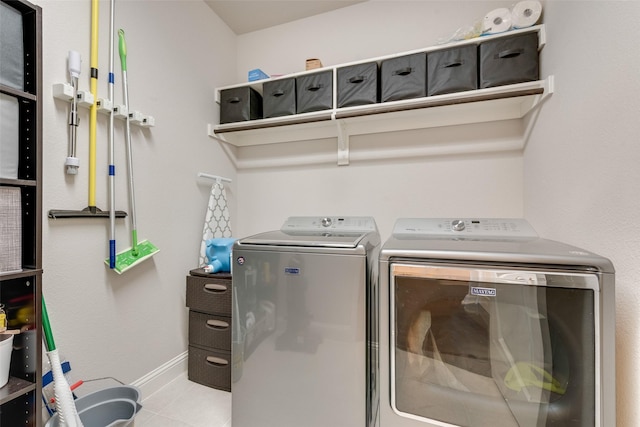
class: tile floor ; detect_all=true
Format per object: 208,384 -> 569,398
135,373 -> 231,427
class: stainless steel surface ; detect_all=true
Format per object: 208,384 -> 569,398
281,216 -> 378,232
378,218 -> 615,427
392,218 -> 539,239
232,216 -> 380,427
239,216 -> 379,248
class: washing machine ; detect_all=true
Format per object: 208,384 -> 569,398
231,216 -> 381,427
378,218 -> 615,427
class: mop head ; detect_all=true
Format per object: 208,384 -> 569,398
107,239 -> 159,274
47,349 -> 84,426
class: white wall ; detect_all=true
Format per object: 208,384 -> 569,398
33,0 -> 639,425
234,0 -> 524,240
236,1 -> 638,426
524,2 -> 640,426
35,0 -> 236,389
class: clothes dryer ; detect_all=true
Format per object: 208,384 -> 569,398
232,216 -> 381,427
379,218 -> 615,427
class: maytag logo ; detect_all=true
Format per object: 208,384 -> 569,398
471,286 -> 496,297
285,267 -> 300,275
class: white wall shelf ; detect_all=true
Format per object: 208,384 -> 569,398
209,76 -> 553,166
208,25 -> 551,166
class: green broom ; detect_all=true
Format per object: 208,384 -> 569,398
107,29 -> 159,274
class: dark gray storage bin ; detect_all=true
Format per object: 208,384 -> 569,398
0,94 -> 20,179
263,77 -> 296,118
380,52 -> 427,102
337,62 -> 379,108
427,45 -> 478,96
0,1 -> 24,91
219,86 -> 262,124
296,70 -> 333,114
479,32 -> 539,89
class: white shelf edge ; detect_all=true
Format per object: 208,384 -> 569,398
209,77 -> 552,147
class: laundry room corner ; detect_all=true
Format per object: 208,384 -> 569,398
35,0 -> 237,396
3,0 -> 638,425
522,2 -> 640,425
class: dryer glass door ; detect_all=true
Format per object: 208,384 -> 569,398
390,263 -> 599,427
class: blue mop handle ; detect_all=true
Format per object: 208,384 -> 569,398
110,240 -> 116,268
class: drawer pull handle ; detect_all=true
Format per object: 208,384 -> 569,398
206,319 -> 229,330
206,356 -> 229,367
228,96 -> 241,104
443,60 -> 463,68
272,90 -> 285,97
348,76 -> 365,84
306,84 -> 324,92
394,67 -> 413,76
498,48 -> 523,59
204,283 -> 227,293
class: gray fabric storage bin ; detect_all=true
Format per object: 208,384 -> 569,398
0,1 -> 24,90
337,62 -> 379,108
219,86 -> 263,124
381,52 -> 427,102
427,45 -> 478,96
479,32 -> 539,88
0,187 -> 21,273
1,94 -> 20,179
296,70 -> 333,114
263,78 -> 296,118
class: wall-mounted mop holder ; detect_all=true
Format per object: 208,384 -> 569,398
53,84 -> 155,128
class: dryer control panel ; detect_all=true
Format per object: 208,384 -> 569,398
282,216 -> 378,232
393,218 -> 538,238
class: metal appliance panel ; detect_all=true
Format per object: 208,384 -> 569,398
239,229 -> 369,248
378,218 -> 615,427
391,262 -> 599,427
232,245 -> 372,427
240,216 -> 378,249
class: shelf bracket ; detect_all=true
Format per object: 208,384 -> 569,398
207,123 -> 228,144
336,120 -> 349,166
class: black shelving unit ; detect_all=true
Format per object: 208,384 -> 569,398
0,0 -> 42,425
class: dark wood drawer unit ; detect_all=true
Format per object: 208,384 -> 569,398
186,272 -> 231,316
188,311 -> 231,352
187,345 -> 231,392
186,269 -> 231,391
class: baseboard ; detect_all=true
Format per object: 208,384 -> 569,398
131,351 -> 188,399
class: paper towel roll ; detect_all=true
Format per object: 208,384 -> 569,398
483,8 -> 512,34
511,0 -> 542,29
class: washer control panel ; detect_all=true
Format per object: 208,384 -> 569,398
393,218 -> 538,238
282,216 -> 378,232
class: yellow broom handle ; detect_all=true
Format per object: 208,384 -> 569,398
89,0 -> 99,207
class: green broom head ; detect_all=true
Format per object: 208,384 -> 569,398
108,238 -> 159,274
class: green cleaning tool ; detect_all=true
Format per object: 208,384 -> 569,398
108,29 -> 159,274
42,297 -> 83,426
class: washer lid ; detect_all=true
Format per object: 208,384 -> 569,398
381,218 -> 614,273
239,229 -> 371,248
239,216 -> 378,248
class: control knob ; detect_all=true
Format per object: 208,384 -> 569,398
451,219 -> 466,232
